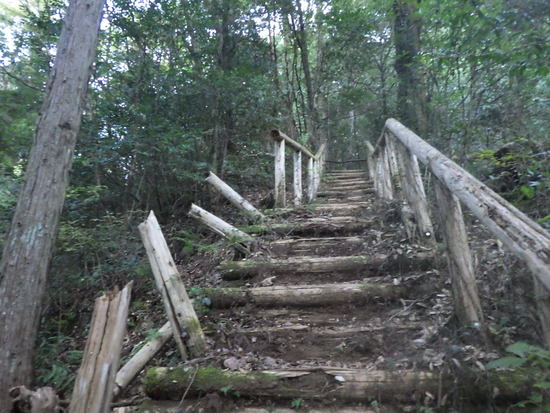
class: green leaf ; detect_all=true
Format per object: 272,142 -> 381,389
486,356 -> 526,369
520,185 -> 535,199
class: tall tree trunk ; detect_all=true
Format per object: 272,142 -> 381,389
392,0 -> 428,136
0,0 -> 105,410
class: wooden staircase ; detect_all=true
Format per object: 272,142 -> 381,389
139,170 -> 455,412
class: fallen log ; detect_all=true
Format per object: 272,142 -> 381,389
203,282 -> 401,308
143,365 -> 541,403
218,253 -> 434,280
114,321 -> 172,396
206,171 -> 265,222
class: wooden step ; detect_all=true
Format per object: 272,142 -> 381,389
239,216 -> 374,236
326,182 -> 372,190
268,236 -> 365,256
327,169 -> 366,175
136,402 -> 380,413
317,189 -> 373,198
218,252 -> 434,279
203,281 -> 401,307
324,178 -> 369,185
313,203 -> 370,215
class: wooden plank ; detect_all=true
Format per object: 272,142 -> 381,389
188,203 -> 252,254
274,139 -> 286,208
293,151 -> 303,206
69,282 -> 132,413
205,171 -> 265,222
434,178 -> 483,326
139,211 -> 207,359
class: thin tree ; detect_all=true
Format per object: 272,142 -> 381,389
0,0 -> 106,409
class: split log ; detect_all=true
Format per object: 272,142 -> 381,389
188,203 -> 253,254
205,171 -> 265,222
203,282 -> 400,308
307,157 -> 315,203
139,211 -> 207,360
143,365 -> 541,403
274,139 -> 286,208
114,321 -> 172,397
9,386 -> 60,413
434,178 -> 483,326
218,252 -> 434,280
69,282 -> 132,413
293,151 -> 303,206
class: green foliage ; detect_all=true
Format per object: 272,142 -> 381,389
291,398 -> 304,409
486,342 -> 550,410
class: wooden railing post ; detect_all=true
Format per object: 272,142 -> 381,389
307,156 -> 315,202
434,178 -> 483,326
365,141 -> 376,182
274,139 -> 286,208
392,135 -> 434,244
374,141 -> 394,200
293,150 -> 303,206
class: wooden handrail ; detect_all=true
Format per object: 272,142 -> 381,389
271,130 -> 327,208
270,129 -> 316,159
368,118 -> 550,346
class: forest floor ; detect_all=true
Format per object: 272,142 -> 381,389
104,169 -> 545,413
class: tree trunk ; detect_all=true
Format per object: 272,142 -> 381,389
392,0 -> 428,136
0,0 -> 105,410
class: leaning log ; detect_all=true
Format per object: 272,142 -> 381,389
205,171 -> 265,222
69,282 -> 132,413
188,203 -> 253,254
203,282 -> 400,308
114,321 -> 172,396
218,253 -> 434,280
139,211 -> 207,360
143,365 -> 542,403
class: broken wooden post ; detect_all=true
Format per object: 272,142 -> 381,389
307,156 -> 315,202
69,282 -> 133,413
205,171 -> 265,222
139,211 -> 207,360
188,203 -> 253,254
114,321 -> 172,397
434,178 -> 483,326
293,151 -> 303,206
391,135 -> 434,244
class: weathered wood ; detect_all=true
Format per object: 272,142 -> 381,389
204,282 -> 400,307
385,118 -> 550,345
434,178 -> 483,326
239,216 -> 374,236
143,366 -> 540,403
307,156 -> 315,202
271,129 -> 315,159
0,0 -> 106,408
69,282 -> 132,413
366,141 -> 377,181
188,203 -> 253,253
274,139 -> 286,208
317,189 -> 374,198
218,252 -> 434,280
312,203 -> 370,216
205,171 -> 265,222
293,150 -> 303,206
114,321 -> 172,397
268,236 -> 365,256
373,145 -> 394,200
139,211 -> 207,360
9,386 -> 60,413
392,136 -> 434,244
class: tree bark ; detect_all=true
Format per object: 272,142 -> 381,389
0,0 -> 105,410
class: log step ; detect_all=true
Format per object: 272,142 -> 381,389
317,189 -> 374,198
218,253 -> 434,279
313,203 -> 370,214
203,282 -> 401,307
325,182 -> 372,190
143,365 -> 535,405
239,216 -> 374,236
136,402 -> 379,413
268,236 -> 366,256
